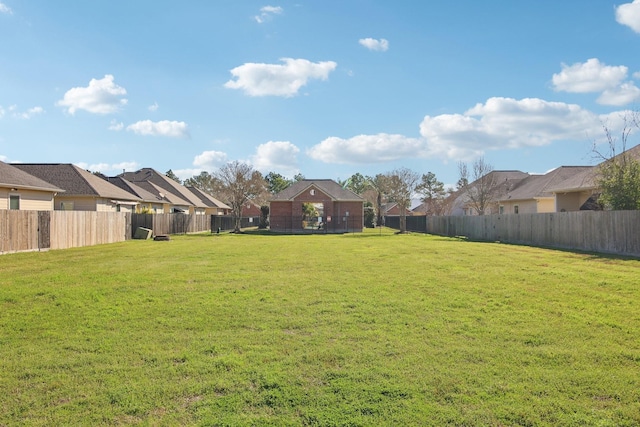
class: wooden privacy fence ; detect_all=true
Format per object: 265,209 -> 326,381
1,211 -> 131,253
131,213 -> 211,236
1,212 -> 217,254
387,211 -> 640,257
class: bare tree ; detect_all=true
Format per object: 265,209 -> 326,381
457,157 -> 496,215
214,161 -> 266,233
385,167 -> 420,233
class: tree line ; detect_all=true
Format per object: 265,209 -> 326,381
163,112 -> 640,233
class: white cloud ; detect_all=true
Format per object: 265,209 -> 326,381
309,97 -> 612,164
193,150 -> 228,170
552,58 -> 627,93
597,82 -> 640,105
254,5 -> 283,23
250,140 -> 299,174
358,38 -> 389,52
0,3 -> 12,14
616,0 -> 640,33
148,102 -> 159,112
57,74 -> 128,115
17,106 -> 44,119
108,119 -> 124,131
224,58 -> 337,97
174,168 -> 203,182
308,134 -> 425,164
421,97 -> 606,159
126,120 -> 189,138
0,105 -> 44,119
0,154 -> 7,162
552,58 -> 640,105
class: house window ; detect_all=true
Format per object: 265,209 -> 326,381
60,201 -> 74,210
9,195 -> 20,210
499,205 -> 504,214
514,205 -> 519,214
310,189 -> 315,196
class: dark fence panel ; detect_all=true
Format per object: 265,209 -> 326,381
269,215 -> 363,234
211,216 -> 270,232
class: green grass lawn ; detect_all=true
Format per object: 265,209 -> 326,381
1,228 -> 639,426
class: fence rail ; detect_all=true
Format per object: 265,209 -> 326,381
386,211 -> 640,257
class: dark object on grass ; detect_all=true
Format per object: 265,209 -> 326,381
154,235 -> 170,241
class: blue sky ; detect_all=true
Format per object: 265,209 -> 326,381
2,1 -> 640,186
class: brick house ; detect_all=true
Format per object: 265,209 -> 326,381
269,179 -> 364,233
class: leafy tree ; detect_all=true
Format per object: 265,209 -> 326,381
595,114 -> 640,210
293,173 -> 305,182
214,161 -> 266,233
457,157 -> 496,215
165,169 -> 182,184
339,172 -> 369,195
265,172 -> 292,194
363,201 -> 376,228
416,171 -> 446,216
184,171 -> 221,196
384,167 -> 420,233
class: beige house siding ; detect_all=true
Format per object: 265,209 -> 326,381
56,196 -> 96,211
500,198 -> 555,214
1,188 -> 56,211
555,191 -> 594,212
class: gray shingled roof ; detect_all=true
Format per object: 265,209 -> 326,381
120,168 -> 208,208
186,186 -> 232,210
107,176 -> 163,203
12,164 -> 139,200
549,144 -> 640,193
0,161 -> 64,192
502,166 -> 594,201
270,179 -> 363,201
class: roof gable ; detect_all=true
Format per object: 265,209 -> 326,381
270,179 -> 363,202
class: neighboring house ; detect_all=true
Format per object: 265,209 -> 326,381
449,170 -> 530,216
383,202 -> 413,217
549,144 -> 640,211
107,176 -> 169,213
498,166 -> 594,214
270,179 -> 364,233
0,161 -> 64,210
120,168 -> 208,214
186,186 -> 232,216
12,163 -> 140,212
242,200 -> 262,217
